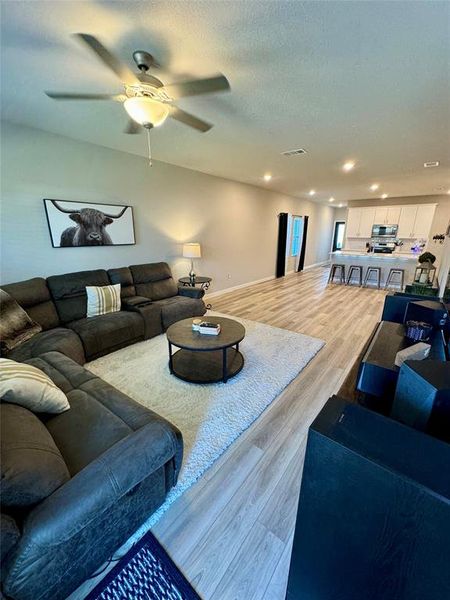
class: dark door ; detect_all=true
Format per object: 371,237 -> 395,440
297,215 -> 309,272
276,213 -> 288,277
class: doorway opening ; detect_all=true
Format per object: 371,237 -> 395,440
276,213 -> 309,277
332,221 -> 346,252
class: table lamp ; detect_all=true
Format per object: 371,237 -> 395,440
183,242 -> 201,283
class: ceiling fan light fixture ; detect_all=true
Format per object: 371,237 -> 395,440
124,96 -> 169,127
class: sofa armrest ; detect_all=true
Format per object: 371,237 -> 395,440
24,420 -> 181,545
121,300 -> 163,339
3,420 -> 182,599
122,295 -> 152,309
178,286 -> 205,299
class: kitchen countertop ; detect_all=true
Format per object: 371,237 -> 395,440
330,250 -> 418,261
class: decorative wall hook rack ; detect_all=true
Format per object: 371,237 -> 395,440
432,234 -> 445,244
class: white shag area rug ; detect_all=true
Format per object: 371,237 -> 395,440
86,312 -> 324,541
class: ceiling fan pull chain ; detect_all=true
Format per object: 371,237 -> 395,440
146,126 -> 152,167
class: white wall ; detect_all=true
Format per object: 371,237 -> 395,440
333,207 -> 347,221
0,122 -> 336,290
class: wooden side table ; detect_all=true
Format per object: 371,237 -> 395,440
178,276 -> 212,291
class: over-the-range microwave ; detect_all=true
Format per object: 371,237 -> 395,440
371,224 -> 398,238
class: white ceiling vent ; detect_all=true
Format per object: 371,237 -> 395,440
281,148 -> 307,157
424,161 -> 440,168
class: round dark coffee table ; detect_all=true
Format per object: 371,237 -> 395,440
166,317 -> 245,383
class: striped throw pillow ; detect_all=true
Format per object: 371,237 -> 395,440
86,284 -> 121,317
0,358 -> 70,413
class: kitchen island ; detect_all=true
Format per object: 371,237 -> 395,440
330,250 -> 418,287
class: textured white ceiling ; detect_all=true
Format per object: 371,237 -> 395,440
1,0 -> 449,204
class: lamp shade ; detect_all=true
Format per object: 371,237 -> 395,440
183,242 -> 201,258
124,97 -> 169,127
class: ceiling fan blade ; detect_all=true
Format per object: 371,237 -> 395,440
124,119 -> 142,134
169,106 -> 212,132
137,72 -> 164,88
45,92 -> 125,101
74,33 -> 139,85
163,74 -> 230,99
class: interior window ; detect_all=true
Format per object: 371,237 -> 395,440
291,217 -> 302,256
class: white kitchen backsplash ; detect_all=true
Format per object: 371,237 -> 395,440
344,237 -> 424,251
345,239 -> 369,251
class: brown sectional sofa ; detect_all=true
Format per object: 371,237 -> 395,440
1,277 -> 86,364
2,261 -> 207,363
0,261 -> 206,600
1,351 -> 183,600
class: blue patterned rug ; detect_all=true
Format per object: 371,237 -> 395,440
85,531 -> 201,600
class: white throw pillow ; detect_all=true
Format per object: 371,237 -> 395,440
0,358 -> 70,414
86,284 -> 121,318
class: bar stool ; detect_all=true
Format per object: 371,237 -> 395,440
346,265 -> 363,287
363,266 -> 382,289
385,268 -> 405,291
328,264 -> 346,284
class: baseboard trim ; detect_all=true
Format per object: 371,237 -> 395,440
302,260 -> 330,270
206,275 -> 276,299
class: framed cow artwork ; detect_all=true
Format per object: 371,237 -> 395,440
43,199 -> 136,248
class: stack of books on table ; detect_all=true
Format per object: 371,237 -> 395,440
198,321 -> 221,335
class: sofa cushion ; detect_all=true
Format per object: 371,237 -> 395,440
46,388 -> 133,475
130,262 -> 172,283
67,311 -> 144,360
36,351 -> 182,475
0,358 -> 70,414
1,278 -> 59,331
1,514 -> 20,561
30,351 -> 173,431
153,296 -> 207,329
6,327 -> 85,365
86,284 -> 121,317
25,351 -> 97,396
0,290 -> 42,352
107,267 -> 136,298
0,403 -> 70,507
47,270 -> 109,324
151,278 -> 178,300
130,262 -> 178,300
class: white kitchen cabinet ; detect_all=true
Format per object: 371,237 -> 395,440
398,206 -> 417,238
412,204 -> 436,239
346,208 -> 362,237
387,206 -> 401,225
344,203 -> 436,244
359,207 -> 377,237
374,207 -> 388,225
374,206 -> 401,225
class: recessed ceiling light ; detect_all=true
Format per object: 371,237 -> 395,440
342,161 -> 355,172
381,193 -> 388,199
309,189 -> 316,196
338,203 -> 343,208
329,197 -> 335,202
263,173 -> 272,182
370,184 -> 379,191
447,189 -> 450,195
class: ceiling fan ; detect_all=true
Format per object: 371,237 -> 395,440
45,33 -> 230,135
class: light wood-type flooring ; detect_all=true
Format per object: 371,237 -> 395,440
152,266 -> 388,600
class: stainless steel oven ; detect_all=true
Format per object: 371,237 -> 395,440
371,224 -> 398,238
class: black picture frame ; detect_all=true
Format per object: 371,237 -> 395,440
43,199 -> 136,248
